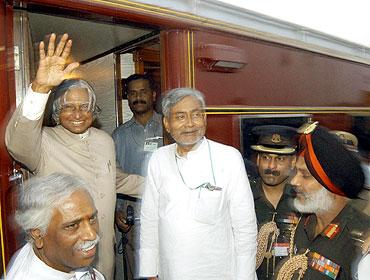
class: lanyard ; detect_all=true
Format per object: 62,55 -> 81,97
90,269 -> 96,280
75,268 -> 96,280
175,140 -> 218,190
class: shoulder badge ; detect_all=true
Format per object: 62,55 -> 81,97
297,121 -> 319,134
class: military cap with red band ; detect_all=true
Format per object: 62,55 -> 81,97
297,122 -> 364,199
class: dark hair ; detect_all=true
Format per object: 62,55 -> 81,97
123,74 -> 156,95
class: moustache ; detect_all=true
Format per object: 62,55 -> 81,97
286,184 -> 298,198
293,187 -> 309,199
264,169 -> 280,176
181,130 -> 198,135
74,235 -> 100,252
132,100 -> 147,105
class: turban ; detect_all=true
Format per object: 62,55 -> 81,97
297,122 -> 364,198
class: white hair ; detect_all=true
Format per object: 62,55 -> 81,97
51,79 -> 100,124
162,87 -> 206,117
15,173 -> 93,241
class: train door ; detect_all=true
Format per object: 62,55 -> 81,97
0,2 -> 161,274
0,1 -> 15,276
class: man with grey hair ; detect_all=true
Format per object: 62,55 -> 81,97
139,88 -> 258,279
4,173 -> 105,279
5,33 -> 144,279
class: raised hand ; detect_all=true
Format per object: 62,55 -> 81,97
32,33 -> 79,93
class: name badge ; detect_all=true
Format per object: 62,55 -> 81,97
144,140 -> 158,152
272,242 -> 289,257
277,213 -> 299,225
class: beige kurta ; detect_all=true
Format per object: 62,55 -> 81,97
5,105 -> 144,279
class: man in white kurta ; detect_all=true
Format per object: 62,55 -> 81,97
139,88 -> 257,279
6,232 -> 105,280
3,173 -> 106,280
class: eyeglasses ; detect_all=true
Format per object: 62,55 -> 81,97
61,103 -> 91,114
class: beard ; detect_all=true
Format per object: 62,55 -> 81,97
293,187 -> 335,214
173,128 -> 206,147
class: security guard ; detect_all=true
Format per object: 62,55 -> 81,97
276,122 -> 369,280
250,125 -> 300,279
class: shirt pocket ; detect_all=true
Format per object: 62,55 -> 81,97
192,189 -> 223,224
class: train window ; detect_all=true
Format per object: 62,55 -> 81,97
241,113 -> 370,162
240,114 -> 310,161
239,112 -> 370,214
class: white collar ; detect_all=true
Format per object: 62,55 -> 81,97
29,244 -> 75,279
175,137 -> 206,158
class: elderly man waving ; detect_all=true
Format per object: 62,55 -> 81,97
5,33 -> 144,279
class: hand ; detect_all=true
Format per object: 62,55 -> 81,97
115,210 -> 132,233
32,33 -> 79,93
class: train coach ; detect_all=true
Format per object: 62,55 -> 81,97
1,0 -> 370,274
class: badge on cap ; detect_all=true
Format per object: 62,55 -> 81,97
271,133 -> 282,143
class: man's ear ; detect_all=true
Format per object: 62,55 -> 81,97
152,91 -> 157,102
291,155 -> 297,169
30,229 -> 44,249
163,116 -> 170,133
256,154 -> 261,167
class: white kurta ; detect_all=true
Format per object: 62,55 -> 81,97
4,243 -> 105,280
358,254 -> 370,280
139,138 -> 258,279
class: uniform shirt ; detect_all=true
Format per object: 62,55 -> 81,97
4,243 -> 105,280
139,138 -> 258,280
112,112 -> 163,280
112,112 -> 163,176
252,179 -> 299,280
292,205 -> 369,280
